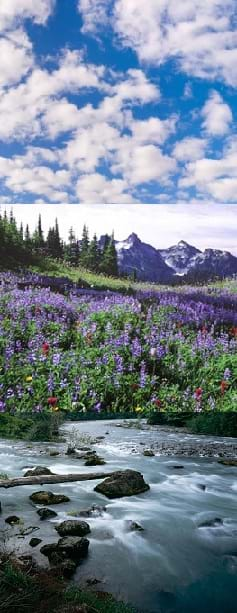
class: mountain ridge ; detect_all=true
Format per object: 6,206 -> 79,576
100,234 -> 237,282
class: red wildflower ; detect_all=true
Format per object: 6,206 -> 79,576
42,342 -> 50,355
220,380 -> 229,395
201,326 -> 207,335
47,396 -> 58,406
195,387 -> 203,399
154,399 -> 162,408
230,327 -> 237,338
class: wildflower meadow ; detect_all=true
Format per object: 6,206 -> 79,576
0,272 -> 236,424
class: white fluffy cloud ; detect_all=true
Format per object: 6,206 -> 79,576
201,91 -> 233,136
173,137 -> 207,161
180,139 -> 237,201
78,1 -> 109,33
0,0 -> 55,31
0,150 -> 70,202
76,173 -> 137,203
112,142 -> 176,186
0,31 -> 33,87
79,0 -> 237,85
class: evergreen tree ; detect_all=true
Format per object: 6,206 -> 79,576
99,232 -> 118,276
33,214 -> 44,250
87,234 -> 100,271
80,225 -> 90,268
65,227 -> 79,266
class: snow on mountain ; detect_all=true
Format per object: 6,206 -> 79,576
159,240 -> 201,276
115,233 -> 174,282
99,233 -> 237,281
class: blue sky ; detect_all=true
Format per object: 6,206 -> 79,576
0,0 -> 237,206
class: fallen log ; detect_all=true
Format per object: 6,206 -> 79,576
0,471 -> 115,489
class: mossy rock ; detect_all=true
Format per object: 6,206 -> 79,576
30,491 -> 70,505
94,470 -> 150,499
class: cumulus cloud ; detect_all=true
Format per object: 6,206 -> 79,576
0,0 -> 55,31
76,173 -> 138,203
112,142 -> 176,186
201,91 -> 233,136
0,31 -> 33,87
173,137 -> 207,161
0,150 -> 70,202
78,0 -> 109,33
79,0 -> 237,86
180,139 -> 237,201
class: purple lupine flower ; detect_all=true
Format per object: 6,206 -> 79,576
223,368 -> 231,380
0,400 -> 6,412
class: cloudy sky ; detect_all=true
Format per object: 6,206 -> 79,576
0,0 -> 237,206
3,203 -> 237,255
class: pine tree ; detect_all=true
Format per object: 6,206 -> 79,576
80,225 -> 90,268
87,234 -> 100,271
99,232 -> 118,276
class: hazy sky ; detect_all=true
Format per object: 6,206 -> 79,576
4,203 -> 237,255
0,1 -> 237,204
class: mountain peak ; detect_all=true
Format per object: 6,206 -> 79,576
127,232 -> 140,243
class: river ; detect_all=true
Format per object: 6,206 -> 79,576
0,419 -> 237,613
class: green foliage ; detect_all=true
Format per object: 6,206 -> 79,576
187,412 -> 237,436
0,557 -> 135,613
65,586 -> 136,612
0,413 -> 61,441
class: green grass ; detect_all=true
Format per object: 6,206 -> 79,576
0,556 -> 136,613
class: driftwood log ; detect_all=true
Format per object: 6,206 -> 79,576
0,471 -> 115,489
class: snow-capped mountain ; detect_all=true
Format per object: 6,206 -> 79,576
159,241 -> 201,276
99,233 -> 237,281
186,249 -> 237,279
115,233 -> 174,282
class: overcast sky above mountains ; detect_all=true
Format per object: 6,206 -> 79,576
4,203 -> 237,256
0,0 -> 237,205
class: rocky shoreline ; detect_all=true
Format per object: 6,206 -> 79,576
117,423 -> 237,459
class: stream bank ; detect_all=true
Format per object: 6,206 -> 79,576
0,419 -> 237,612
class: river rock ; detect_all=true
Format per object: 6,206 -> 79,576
29,537 -> 42,548
55,520 -> 90,537
49,450 -> 60,457
30,491 -> 70,505
218,459 -> 237,466
24,466 -> 54,477
84,455 -> 106,466
5,515 -> 21,525
198,517 -> 223,528
128,521 -> 144,532
94,470 -> 150,499
37,507 -> 58,520
41,537 -> 89,564
78,505 -> 107,518
143,450 -> 155,457
57,536 -> 89,562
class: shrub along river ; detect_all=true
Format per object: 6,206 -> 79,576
0,420 -> 237,613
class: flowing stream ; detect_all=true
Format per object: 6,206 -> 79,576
0,420 -> 237,613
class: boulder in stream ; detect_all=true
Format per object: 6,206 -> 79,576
84,455 -> 106,466
218,459 -> 237,467
143,450 -> 155,457
55,520 -> 90,537
94,470 -> 150,499
5,515 -> 21,525
41,536 -> 89,564
29,537 -> 42,548
37,507 -> 58,520
198,517 -> 223,528
30,491 -> 70,505
24,466 -> 54,477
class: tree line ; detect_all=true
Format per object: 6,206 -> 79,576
0,210 -> 118,276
